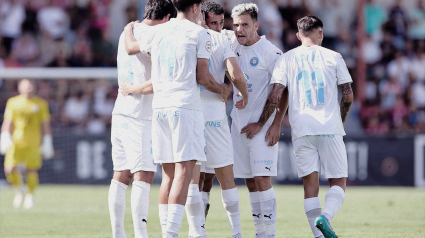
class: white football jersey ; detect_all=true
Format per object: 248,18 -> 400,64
200,30 -> 235,121
231,36 -> 283,131
112,29 -> 153,120
137,18 -> 212,111
271,45 -> 353,141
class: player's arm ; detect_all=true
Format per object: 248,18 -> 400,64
124,21 -> 140,55
265,87 -> 288,146
121,79 -> 153,95
197,59 -> 229,101
225,57 -> 248,109
40,102 -> 54,159
0,118 -> 13,155
338,83 -> 354,123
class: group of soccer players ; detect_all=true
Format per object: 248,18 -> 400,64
111,0 -> 352,238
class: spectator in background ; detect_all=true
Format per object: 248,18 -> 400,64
315,0 -> 344,49
37,0 -> 69,40
386,0 -> 408,49
362,34 -> 383,65
410,49 -> 425,82
257,0 -> 284,50
387,51 -> 411,90
408,0 -> 425,40
92,30 -> 115,67
364,0 -> 387,36
379,75 -> 403,110
62,90 -> 90,127
9,32 -> 40,66
0,0 -> 26,55
89,0 -> 110,41
409,76 -> 425,109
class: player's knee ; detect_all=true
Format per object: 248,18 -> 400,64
245,178 -> 258,192
133,171 -> 154,184
328,177 -> 347,191
113,171 -> 133,185
254,176 -> 272,191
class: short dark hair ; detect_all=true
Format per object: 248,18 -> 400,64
201,1 -> 224,20
172,0 -> 203,12
144,0 -> 177,20
297,16 -> 324,35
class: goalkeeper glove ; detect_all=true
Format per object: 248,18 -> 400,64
40,134 -> 54,159
0,132 -> 12,155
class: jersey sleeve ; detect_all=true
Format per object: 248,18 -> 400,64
223,34 -> 236,61
4,99 -> 14,120
267,48 -> 284,84
335,53 -> 353,85
40,100 -> 51,122
271,55 -> 288,87
197,29 -> 212,59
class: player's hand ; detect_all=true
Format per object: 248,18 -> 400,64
0,132 -> 12,155
234,92 -> 248,109
121,79 -> 132,96
124,21 -> 139,32
219,83 -> 230,102
241,123 -> 262,139
265,123 -> 281,146
40,134 -> 54,160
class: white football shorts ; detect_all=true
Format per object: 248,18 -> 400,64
111,115 -> 157,173
293,135 -> 348,179
152,107 -> 206,164
200,119 -> 233,174
231,122 -> 278,178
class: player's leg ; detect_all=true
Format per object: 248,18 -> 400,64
215,165 -> 242,238
4,165 -> 24,208
198,171 -> 205,191
128,118 -> 157,238
245,178 -> 265,238
109,115 -> 132,238
315,135 -> 348,238
159,163 -> 175,235
186,164 -> 207,237
166,160 -> 197,237
23,146 -> 43,209
201,173 -> 215,218
249,126 -> 279,238
294,136 -> 324,238
132,171 -> 154,238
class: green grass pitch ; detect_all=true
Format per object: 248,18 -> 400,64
1,185 -> 424,237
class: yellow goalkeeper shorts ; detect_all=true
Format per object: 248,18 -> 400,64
4,145 -> 42,170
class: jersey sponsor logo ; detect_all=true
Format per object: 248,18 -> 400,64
250,57 -> 259,66
206,41 -> 211,52
154,110 -> 180,118
230,44 -> 234,52
247,83 -> 253,92
254,159 -> 273,166
205,121 -> 222,128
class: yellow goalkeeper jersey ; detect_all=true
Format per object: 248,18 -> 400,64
4,95 -> 50,148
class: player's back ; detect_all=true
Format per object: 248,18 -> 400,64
148,18 -> 210,111
278,45 -> 352,140
5,95 -> 49,147
112,31 -> 153,120
200,30 -> 234,121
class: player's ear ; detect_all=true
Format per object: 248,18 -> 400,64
254,21 -> 259,31
165,13 -> 171,22
296,32 -> 302,42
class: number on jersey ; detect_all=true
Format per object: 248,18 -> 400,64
297,68 -> 325,106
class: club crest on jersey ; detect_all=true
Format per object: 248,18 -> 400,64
230,44 -> 234,52
250,57 -> 259,66
206,41 -> 211,52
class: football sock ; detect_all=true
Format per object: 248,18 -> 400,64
260,188 -> 277,237
201,191 -> 210,216
186,184 -> 207,237
6,170 -> 22,188
131,181 -> 150,238
322,186 -> 345,223
166,204 -> 185,235
26,172 -> 39,194
222,188 -> 242,235
249,191 -> 265,236
108,179 -> 128,238
159,204 -> 168,235
304,197 -> 324,238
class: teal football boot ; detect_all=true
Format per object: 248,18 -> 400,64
315,215 -> 338,238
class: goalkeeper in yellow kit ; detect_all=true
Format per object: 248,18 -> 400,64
0,79 -> 54,209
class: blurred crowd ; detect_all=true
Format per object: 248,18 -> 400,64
1,0 -> 425,136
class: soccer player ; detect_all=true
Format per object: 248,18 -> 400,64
271,16 -> 354,238
125,0 -> 229,237
192,2 -> 249,237
0,79 -> 54,209
229,3 -> 285,238
109,1 -> 175,237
